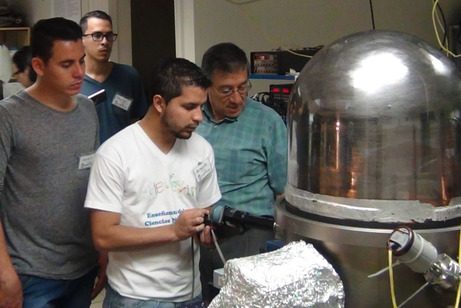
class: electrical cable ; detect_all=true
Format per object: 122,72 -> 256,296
388,249 -> 399,308
397,282 -> 429,308
434,6 -> 445,44
223,0 -> 458,60
454,225 -> 461,308
434,1 -> 447,47
369,0 -> 376,30
433,0 -> 448,56
211,229 -> 226,264
386,226 -> 461,307
432,0 -> 461,57
367,261 -> 400,278
284,49 -> 314,59
190,237 -> 195,300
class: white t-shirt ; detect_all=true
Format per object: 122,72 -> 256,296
85,123 -> 221,301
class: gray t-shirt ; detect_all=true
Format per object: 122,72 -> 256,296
0,90 -> 99,279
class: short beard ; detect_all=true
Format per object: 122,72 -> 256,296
161,113 -> 192,140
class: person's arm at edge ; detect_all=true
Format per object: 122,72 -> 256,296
0,105 -> 22,307
0,219 -> 22,308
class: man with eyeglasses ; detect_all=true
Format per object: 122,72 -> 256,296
80,10 -> 148,143
195,42 -> 287,304
11,46 -> 36,88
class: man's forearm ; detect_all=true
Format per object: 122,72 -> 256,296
0,219 -> 23,308
0,219 -> 15,273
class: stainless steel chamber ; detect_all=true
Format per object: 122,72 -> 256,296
275,30 -> 461,307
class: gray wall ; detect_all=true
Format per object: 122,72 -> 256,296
6,0 -> 461,91
193,0 -> 461,63
191,0 -> 461,93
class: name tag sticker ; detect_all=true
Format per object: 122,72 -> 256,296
112,94 -> 133,111
78,153 -> 95,170
194,161 -> 211,182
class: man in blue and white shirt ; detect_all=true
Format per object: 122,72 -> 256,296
196,42 -> 287,304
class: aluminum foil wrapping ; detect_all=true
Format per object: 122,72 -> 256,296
208,241 -> 345,308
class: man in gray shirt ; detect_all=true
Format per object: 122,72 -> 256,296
0,17 -> 104,308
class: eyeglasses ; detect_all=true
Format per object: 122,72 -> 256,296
83,32 -> 118,42
217,82 -> 252,97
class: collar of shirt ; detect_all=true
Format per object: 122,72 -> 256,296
202,100 -> 239,125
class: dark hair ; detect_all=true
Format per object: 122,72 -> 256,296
12,46 -> 37,82
79,10 -> 112,33
151,58 -> 211,103
30,17 -> 83,63
201,42 -> 249,80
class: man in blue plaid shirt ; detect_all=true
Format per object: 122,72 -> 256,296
196,42 -> 287,304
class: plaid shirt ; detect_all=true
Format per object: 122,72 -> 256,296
195,98 -> 287,216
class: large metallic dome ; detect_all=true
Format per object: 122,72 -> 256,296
286,30 -> 461,224
277,29 -> 461,308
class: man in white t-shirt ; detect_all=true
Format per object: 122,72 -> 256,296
84,58 -> 221,307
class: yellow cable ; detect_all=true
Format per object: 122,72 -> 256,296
454,224 -> 461,308
227,0 -> 458,59
432,0 -> 461,57
388,249 -> 399,308
433,0 -> 449,56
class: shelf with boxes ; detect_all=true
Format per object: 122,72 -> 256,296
0,27 -> 30,52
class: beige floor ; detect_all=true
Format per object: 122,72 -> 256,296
90,288 -> 105,308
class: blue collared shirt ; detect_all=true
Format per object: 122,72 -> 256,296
195,98 -> 287,216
